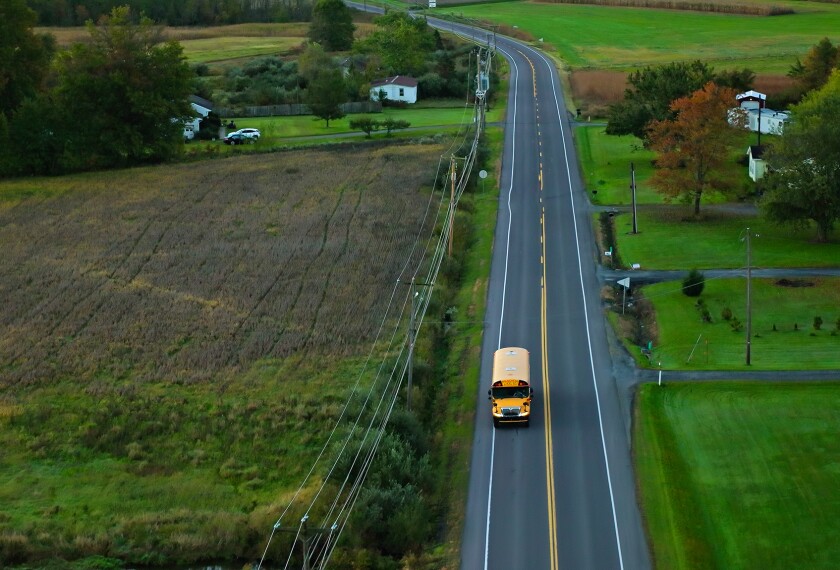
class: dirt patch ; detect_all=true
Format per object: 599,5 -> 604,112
775,278 -> 815,288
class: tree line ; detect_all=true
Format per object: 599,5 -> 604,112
27,0 -> 312,26
604,38 -> 840,240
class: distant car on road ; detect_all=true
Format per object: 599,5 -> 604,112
231,128 -> 261,140
223,132 -> 251,145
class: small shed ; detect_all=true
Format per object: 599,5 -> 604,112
747,145 -> 767,181
370,76 -> 418,104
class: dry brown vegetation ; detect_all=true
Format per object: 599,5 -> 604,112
534,0 -> 793,15
571,70 -> 796,116
0,144 -> 444,389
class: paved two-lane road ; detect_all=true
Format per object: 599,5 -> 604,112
344,6 -> 652,568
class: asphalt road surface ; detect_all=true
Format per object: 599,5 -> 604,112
428,20 -> 652,570
345,6 -> 653,569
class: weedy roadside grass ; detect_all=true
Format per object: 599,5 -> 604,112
441,1 -> 840,72
639,278 -> 840,369
635,382 -> 840,569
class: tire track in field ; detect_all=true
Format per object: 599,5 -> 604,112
302,181 -> 365,352
1,171 -> 233,378
227,171 -> 355,366
259,162 -> 368,362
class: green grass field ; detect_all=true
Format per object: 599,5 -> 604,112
635,382 -> 840,569
641,278 -> 840,369
444,1 -> 840,72
614,207 -> 840,269
575,126 -> 658,205
181,36 -> 304,63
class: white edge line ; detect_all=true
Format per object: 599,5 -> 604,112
524,45 -> 626,569
484,41 -> 519,570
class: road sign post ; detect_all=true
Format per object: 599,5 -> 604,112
617,277 -> 630,314
478,169 -> 487,193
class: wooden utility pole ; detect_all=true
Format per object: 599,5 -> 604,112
449,156 -> 456,257
408,277 -> 416,411
274,516 -> 335,570
746,227 -> 752,366
630,162 -> 638,234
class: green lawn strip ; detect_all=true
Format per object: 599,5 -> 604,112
614,207 -> 840,270
633,384 -> 716,570
230,105 -> 504,139
575,125 -> 658,205
442,1 -> 840,73
635,382 -> 840,569
643,278 -> 840,369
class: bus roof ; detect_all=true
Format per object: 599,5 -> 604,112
492,347 -> 530,386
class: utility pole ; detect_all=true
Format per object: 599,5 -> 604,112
630,162 -> 638,234
273,516 -> 335,570
408,277 -> 416,411
449,156 -> 456,257
746,227 -> 752,366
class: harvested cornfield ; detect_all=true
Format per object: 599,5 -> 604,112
0,144 -> 444,388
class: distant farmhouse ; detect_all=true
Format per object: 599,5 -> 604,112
370,76 -> 418,104
185,95 -> 213,139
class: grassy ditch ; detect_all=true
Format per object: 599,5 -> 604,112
635,382 -> 840,569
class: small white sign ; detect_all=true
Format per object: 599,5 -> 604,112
478,170 -> 488,179
618,277 -> 630,288
429,0 -> 436,6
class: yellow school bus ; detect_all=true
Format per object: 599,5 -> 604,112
488,347 -> 533,427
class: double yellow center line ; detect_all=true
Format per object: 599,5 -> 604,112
519,47 -> 560,570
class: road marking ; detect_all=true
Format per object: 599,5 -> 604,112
484,43 -> 521,570
518,46 -> 560,570
523,42 -> 627,570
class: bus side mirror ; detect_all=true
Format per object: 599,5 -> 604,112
487,389 -> 491,400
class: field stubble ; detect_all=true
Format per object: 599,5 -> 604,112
0,144 -> 444,388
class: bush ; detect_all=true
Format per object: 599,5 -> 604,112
721,307 -> 733,321
813,316 -> 823,331
682,269 -> 705,297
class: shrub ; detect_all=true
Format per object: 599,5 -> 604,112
721,307 -> 733,321
682,269 -> 705,297
813,316 -> 823,331
349,117 -> 379,137
730,317 -> 743,332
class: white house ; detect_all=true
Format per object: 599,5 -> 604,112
747,145 -> 767,181
185,95 -> 213,136
369,76 -> 418,104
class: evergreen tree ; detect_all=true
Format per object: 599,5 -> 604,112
306,67 -> 347,127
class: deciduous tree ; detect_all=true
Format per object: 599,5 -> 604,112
606,61 -> 715,141
647,82 -> 742,216
788,37 -> 838,95
0,0 -> 54,118
308,0 -> 355,51
52,6 -> 193,170
354,12 -> 436,76
306,67 -> 347,127
762,71 -> 840,242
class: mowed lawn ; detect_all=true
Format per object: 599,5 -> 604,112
614,207 -> 840,269
643,278 -> 840,369
635,382 -> 840,569
576,126 -> 657,205
445,1 -> 840,72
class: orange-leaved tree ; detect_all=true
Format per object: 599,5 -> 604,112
647,82 -> 745,216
